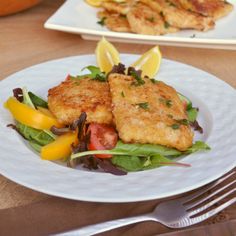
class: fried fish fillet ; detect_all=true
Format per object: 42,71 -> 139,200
48,77 -> 113,125
97,11 -> 131,32
101,1 -> 133,15
140,0 -> 215,31
108,73 -> 193,151
127,2 -> 179,35
172,0 -> 233,20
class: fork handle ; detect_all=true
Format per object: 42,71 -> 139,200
57,213 -> 155,236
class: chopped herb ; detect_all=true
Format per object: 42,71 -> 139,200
167,114 -> 173,119
166,99 -> 172,107
150,78 -> 159,84
171,124 -> 180,130
121,91 -> 125,97
169,1 -> 176,7
164,21 -> 170,29
136,102 -> 149,110
128,67 -> 145,86
176,119 -> 189,125
190,34 -> 196,38
146,16 -> 155,22
120,14 -> 127,18
97,17 -> 106,26
160,11 -> 164,17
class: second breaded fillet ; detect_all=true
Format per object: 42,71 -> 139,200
141,0 -> 215,31
127,2 -> 179,35
108,73 -> 193,151
48,76 -> 113,125
172,0 -> 233,20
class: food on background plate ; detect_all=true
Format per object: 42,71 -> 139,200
91,0 -> 233,35
4,38 -> 210,175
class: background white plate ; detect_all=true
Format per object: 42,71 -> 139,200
0,54 -> 235,203
44,0 -> 236,49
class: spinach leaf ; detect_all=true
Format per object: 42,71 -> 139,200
143,155 -> 172,170
185,141 -> 210,154
112,155 -> 146,172
16,123 -> 54,146
28,92 -> 48,108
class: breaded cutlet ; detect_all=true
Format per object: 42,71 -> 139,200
108,73 -> 193,151
48,76 -> 113,125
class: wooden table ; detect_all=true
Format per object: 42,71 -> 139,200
0,0 -> 235,235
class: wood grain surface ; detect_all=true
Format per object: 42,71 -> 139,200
0,0 -> 235,235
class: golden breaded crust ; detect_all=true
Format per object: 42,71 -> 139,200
48,77 -> 113,125
108,73 -> 193,151
172,0 -> 233,20
97,11 -> 131,32
141,0 -> 215,31
127,2 -> 179,35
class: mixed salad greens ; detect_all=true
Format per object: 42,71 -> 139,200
5,66 -> 210,175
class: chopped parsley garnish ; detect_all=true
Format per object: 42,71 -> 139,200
150,78 -> 159,84
146,16 -> 155,22
136,102 -> 149,110
171,124 -> 180,129
168,1 -> 176,7
97,17 -> 106,26
190,34 -> 196,38
177,119 -> 189,125
121,91 -> 125,97
73,66 -> 107,82
166,99 -> 172,107
160,11 -> 164,17
159,98 -> 173,108
128,67 -> 145,86
164,21 -> 170,29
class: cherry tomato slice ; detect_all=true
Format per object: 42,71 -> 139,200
88,123 -> 118,158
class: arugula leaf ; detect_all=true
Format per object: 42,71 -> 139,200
185,141 -> 210,154
75,66 -> 107,81
16,123 -> 54,146
28,92 -> 48,108
187,107 -> 198,122
29,141 -> 42,152
71,141 -> 182,160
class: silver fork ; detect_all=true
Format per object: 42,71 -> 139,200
58,170 -> 236,236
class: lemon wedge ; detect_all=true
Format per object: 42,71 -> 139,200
95,37 -> 120,74
131,46 -> 162,78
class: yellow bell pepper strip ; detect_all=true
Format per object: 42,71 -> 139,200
37,106 -> 55,118
41,131 -> 78,160
5,97 -> 63,130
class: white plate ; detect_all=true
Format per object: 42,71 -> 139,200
44,0 -> 236,49
0,54 -> 235,203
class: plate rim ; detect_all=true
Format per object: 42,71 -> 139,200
0,54 -> 236,203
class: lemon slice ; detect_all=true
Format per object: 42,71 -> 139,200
95,37 -> 120,74
85,0 -> 103,7
131,46 -> 162,78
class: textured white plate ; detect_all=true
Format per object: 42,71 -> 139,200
44,0 -> 236,49
0,54 -> 235,203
